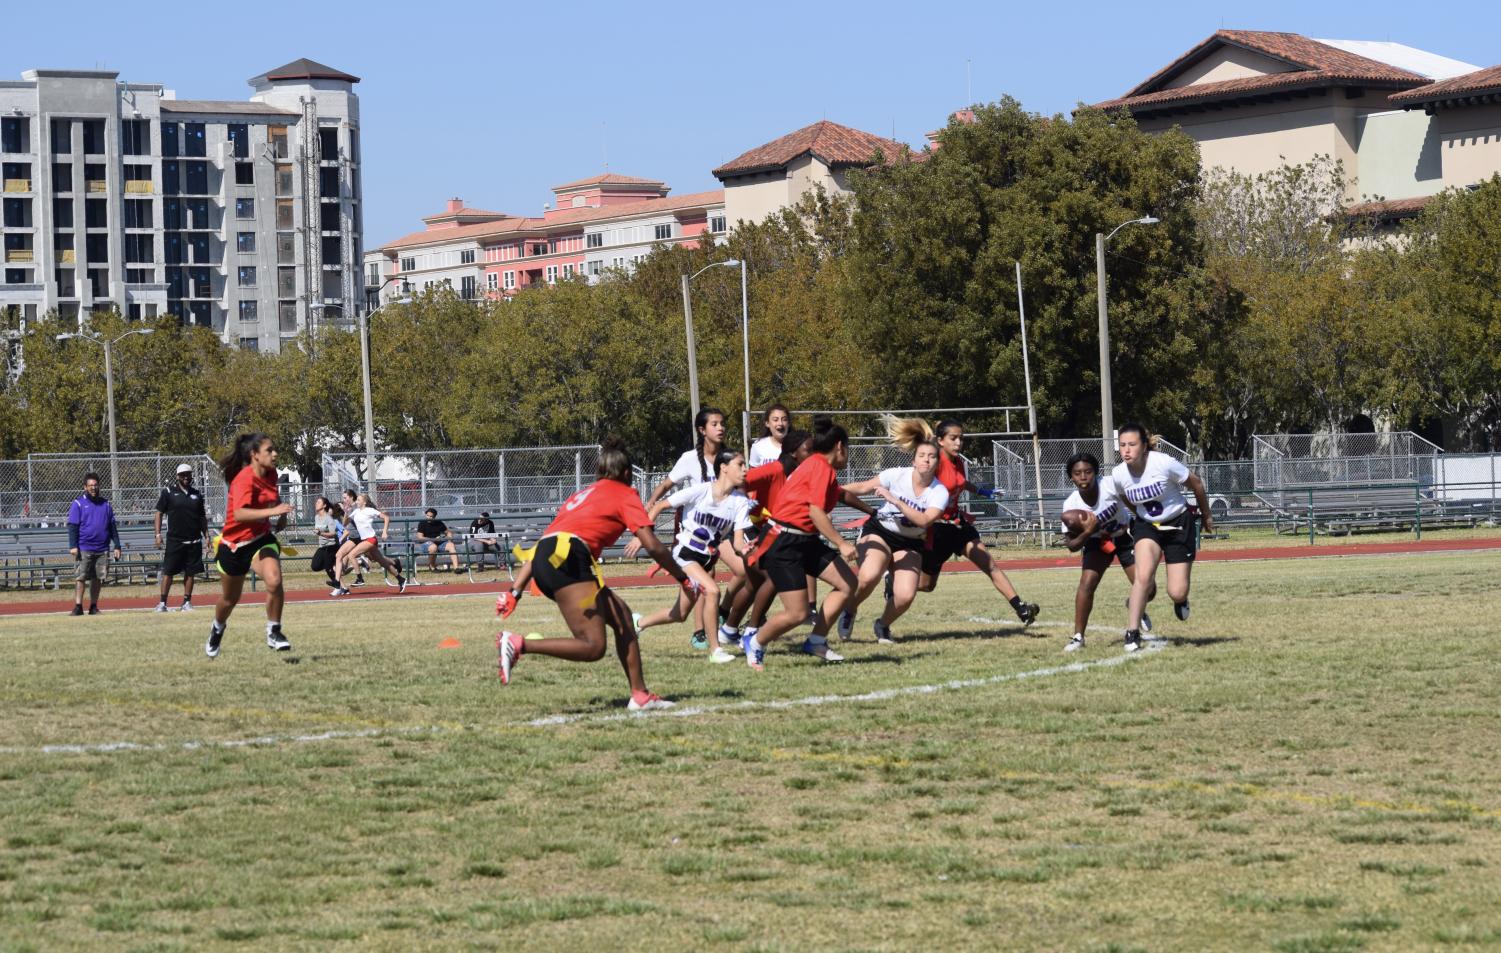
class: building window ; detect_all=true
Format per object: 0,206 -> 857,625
268,126 -> 289,159
545,265 -> 557,284
277,233 -> 295,264
586,233 -> 603,249
125,267 -> 151,284
277,267 -> 296,297
160,122 -> 178,157
183,123 -> 206,158
278,301 -> 296,331
588,260 -> 602,277
120,120 -> 148,156
51,162 -> 71,193
400,257 -> 416,272
235,197 -> 254,219
275,199 -> 294,230
461,275 -> 477,298
123,199 -> 151,229
239,300 -> 258,322
184,161 -> 208,195
1,116 -> 28,154
503,271 -> 514,290
50,119 -> 71,155
226,124 -> 249,159
124,234 -> 153,263
367,263 -> 381,285
654,223 -> 672,241
486,272 -> 497,291
237,267 -> 256,288
240,337 -> 258,352
85,200 -> 107,228
275,165 -> 294,196
530,243 -> 547,257
236,232 -> 256,253
710,215 -> 726,233
561,263 -> 574,278
460,249 -> 475,264
235,161 -> 253,186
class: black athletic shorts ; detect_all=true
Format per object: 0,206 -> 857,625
675,545 -> 717,572
1130,512 -> 1197,565
859,516 -> 925,554
921,520 -> 981,576
761,531 -> 840,593
310,546 -> 338,573
215,534 -> 280,578
161,538 -> 205,577
1082,531 -> 1136,569
531,534 -> 602,600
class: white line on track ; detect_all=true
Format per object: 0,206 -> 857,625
1,620 -> 1168,756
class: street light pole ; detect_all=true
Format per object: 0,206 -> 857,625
355,275 -> 410,492
57,326 -> 154,494
737,260 -> 750,454
1095,216 -> 1159,465
681,260 -> 741,438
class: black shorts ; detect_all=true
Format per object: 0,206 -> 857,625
161,539 -> 205,577
310,546 -> 338,573
1130,513 -> 1197,565
761,531 -> 839,593
859,517 -> 924,554
215,534 -> 280,578
921,520 -> 981,576
531,535 -> 602,601
675,545 -> 718,572
1082,531 -> 1136,569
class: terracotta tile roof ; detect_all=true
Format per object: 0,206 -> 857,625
421,207 -> 509,223
552,173 -> 666,191
377,190 -> 725,252
1390,64 -> 1501,105
712,120 -> 911,178
1344,195 -> 1432,219
1090,30 -> 1428,112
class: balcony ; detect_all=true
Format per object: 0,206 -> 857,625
124,181 -> 153,194
85,180 -> 107,193
3,179 -> 30,193
5,249 -> 34,263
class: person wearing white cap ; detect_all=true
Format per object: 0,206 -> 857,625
154,463 -> 211,611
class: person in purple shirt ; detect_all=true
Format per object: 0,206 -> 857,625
67,472 -> 122,616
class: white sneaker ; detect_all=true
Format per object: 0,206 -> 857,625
709,647 -> 736,664
742,633 -> 764,671
800,638 -> 844,662
631,612 -> 643,633
1064,633 -> 1085,653
836,610 -> 854,641
179,601 -> 194,612
1124,631 -> 1144,653
717,624 -> 739,646
1140,609 -> 1152,633
873,619 -> 895,644
628,692 -> 675,711
154,602 -> 168,613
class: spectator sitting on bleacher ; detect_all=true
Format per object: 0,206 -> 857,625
469,511 -> 499,570
67,472 -> 121,616
417,508 -> 461,573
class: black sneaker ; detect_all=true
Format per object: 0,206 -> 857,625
1174,600 -> 1191,622
396,574 -> 407,594
206,623 -> 225,659
352,575 -> 366,587
70,604 -> 83,616
1015,602 -> 1040,626
87,604 -> 100,615
1124,630 -> 1143,653
266,626 -> 291,651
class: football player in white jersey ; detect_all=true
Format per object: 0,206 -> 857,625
1111,423 -> 1213,653
836,419 -> 950,643
748,403 -> 790,467
1058,452 -> 1155,653
635,448 -> 754,662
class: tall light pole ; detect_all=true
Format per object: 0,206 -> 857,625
680,260 -> 740,435
56,326 -> 155,494
1095,215 -> 1158,464
352,276 -> 411,491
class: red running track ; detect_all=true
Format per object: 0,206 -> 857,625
3,537 -> 1497,617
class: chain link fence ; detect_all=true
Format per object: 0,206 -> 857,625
0,452 -> 225,526
321,446 -> 600,518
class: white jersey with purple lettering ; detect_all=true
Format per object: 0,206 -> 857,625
1111,453 -> 1191,523
667,483 -> 754,556
668,449 -> 716,489
748,436 -> 782,468
874,467 -> 950,538
1062,477 -> 1131,538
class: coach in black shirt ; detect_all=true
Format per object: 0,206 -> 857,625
154,464 -> 210,612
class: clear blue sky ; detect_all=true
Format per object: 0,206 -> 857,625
6,0 -> 1499,246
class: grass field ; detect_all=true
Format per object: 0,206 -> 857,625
4,550 -> 1501,952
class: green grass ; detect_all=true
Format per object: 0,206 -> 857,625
3,552 -> 1501,951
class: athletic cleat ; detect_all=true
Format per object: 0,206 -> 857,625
690,630 -> 709,651
631,612 -> 643,633
329,586 -> 350,597
873,619 -> 895,644
836,610 -> 855,641
396,574 -> 408,594
266,626 -> 291,651
180,600 -> 194,612
206,623 -> 224,659
495,591 -> 518,618
803,610 -> 817,628
1141,610 -> 1152,633
628,691 -> 676,711
352,575 -> 366,587
1124,630 -> 1144,653
743,634 -> 765,671
1174,600 -> 1190,622
1015,602 -> 1040,626
709,647 -> 736,664
70,604 -> 83,616
800,638 -> 844,662
497,631 -> 524,684
1064,633 -> 1085,653
717,624 -> 739,646
88,604 -> 100,615
154,601 -> 168,613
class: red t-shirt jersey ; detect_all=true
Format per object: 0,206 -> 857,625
935,453 -> 967,520
769,454 -> 840,533
743,461 -> 788,522
545,479 -> 652,557
221,467 -> 280,546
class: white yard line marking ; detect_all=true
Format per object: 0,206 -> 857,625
2,621 -> 1168,755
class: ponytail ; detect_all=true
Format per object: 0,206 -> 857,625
810,416 -> 847,455
220,432 -> 269,484
695,407 -> 725,483
779,429 -> 810,476
884,415 -> 934,455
